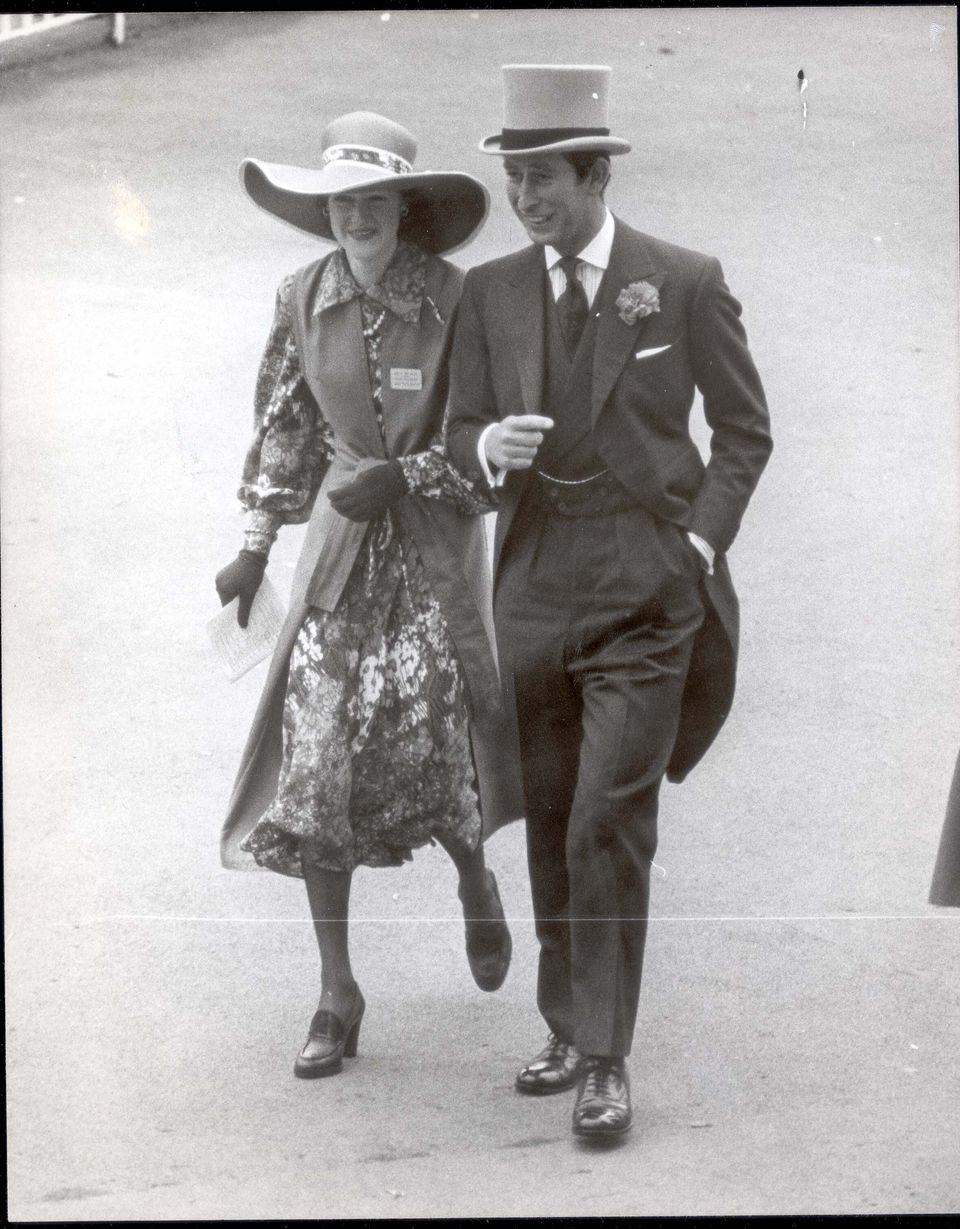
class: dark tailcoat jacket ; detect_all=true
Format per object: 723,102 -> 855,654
221,252 -> 523,869
446,217 -> 773,781
930,750 -> 960,906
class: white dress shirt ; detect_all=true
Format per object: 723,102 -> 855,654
475,208 -> 714,572
543,206 -> 616,309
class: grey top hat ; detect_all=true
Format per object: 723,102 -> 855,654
241,111 -> 490,255
480,64 -> 631,157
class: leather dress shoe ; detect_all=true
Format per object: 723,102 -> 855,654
515,1032 -> 581,1095
572,1057 -> 632,1137
294,986 -> 365,1079
459,869 -> 512,992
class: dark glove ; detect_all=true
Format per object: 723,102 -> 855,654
214,549 -> 267,629
327,460 -> 408,522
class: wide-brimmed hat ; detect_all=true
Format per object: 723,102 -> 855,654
480,64 -> 631,157
241,111 -> 489,255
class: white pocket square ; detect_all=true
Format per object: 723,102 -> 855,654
635,344 -> 672,360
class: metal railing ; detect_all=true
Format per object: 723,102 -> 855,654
0,12 -> 125,46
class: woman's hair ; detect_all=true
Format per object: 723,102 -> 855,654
397,188 -> 424,245
321,185 -> 410,231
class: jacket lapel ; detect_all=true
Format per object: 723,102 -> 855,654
496,246 -> 547,417
591,221 -> 665,422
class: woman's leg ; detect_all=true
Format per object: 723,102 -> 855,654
295,856 -> 365,1077
438,834 -> 512,992
438,834 -> 492,914
302,857 -> 359,1016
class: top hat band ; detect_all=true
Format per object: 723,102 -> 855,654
498,125 -> 611,150
319,143 -> 414,175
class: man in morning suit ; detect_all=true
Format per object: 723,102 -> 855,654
445,64 -> 772,1139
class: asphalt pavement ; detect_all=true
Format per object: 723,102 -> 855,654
2,9 -> 958,1220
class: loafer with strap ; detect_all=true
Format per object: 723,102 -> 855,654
572,1057 -> 632,1136
515,1032 -> 581,1095
294,987 -> 365,1079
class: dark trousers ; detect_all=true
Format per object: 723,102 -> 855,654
496,490 -> 704,1057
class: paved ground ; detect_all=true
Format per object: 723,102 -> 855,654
2,8 -> 959,1220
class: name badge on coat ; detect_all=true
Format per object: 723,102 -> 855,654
390,367 -> 423,391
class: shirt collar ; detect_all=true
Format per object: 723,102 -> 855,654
544,208 -> 614,272
313,241 -> 427,325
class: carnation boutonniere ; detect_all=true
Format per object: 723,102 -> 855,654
616,280 -> 660,325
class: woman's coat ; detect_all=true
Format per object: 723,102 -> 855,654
221,252 -> 523,869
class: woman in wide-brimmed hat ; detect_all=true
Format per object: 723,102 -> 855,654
215,111 -> 522,1079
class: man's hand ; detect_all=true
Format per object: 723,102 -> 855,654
484,415 -> 554,471
328,459 -> 408,522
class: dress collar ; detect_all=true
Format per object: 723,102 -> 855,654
544,208 -> 615,272
313,241 -> 427,325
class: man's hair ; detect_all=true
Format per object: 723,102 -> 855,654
563,151 -> 611,194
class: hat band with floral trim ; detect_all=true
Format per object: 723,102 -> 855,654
319,143 -> 414,176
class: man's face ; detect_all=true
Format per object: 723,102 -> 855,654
503,154 -> 601,255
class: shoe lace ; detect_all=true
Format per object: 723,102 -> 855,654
581,1066 -> 605,1100
577,1061 -> 620,1111
544,1032 -> 571,1060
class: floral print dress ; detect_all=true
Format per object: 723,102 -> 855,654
237,244 -> 495,878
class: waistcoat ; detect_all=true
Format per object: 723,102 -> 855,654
536,273 -> 605,480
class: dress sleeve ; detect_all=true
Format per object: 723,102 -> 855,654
238,275 -> 334,552
397,416 -> 499,516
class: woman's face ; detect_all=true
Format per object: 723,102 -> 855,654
327,187 -> 403,270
